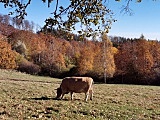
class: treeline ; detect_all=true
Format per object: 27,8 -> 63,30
0,30 -> 117,79
0,14 -> 40,33
8,30 -> 117,79
0,15 -> 160,85
113,38 -> 160,85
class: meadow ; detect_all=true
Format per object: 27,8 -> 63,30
0,69 -> 160,120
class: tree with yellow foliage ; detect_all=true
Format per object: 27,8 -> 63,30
76,43 -> 95,75
92,34 -> 118,83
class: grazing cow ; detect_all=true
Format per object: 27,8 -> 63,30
56,77 -> 93,101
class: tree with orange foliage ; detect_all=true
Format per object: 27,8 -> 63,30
38,49 -> 66,77
8,30 -> 46,60
0,35 -> 17,69
33,34 -> 68,77
114,39 -> 155,84
133,40 -> 154,75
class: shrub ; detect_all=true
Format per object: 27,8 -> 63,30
17,59 -> 40,75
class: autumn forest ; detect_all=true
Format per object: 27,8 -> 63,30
0,14 -> 160,85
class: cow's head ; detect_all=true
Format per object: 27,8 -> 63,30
56,87 -> 62,99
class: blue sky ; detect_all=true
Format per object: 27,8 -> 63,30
108,0 -> 160,40
0,0 -> 160,40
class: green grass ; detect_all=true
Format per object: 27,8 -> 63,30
0,69 -> 160,120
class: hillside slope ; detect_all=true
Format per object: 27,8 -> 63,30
0,69 -> 160,119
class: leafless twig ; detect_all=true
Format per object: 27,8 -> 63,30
120,0 -> 134,16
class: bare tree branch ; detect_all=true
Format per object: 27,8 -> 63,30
120,0 -> 134,15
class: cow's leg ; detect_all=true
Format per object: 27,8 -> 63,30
61,93 -> 65,100
85,92 -> 89,101
70,92 -> 73,100
89,89 -> 93,100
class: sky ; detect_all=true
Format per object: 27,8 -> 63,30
0,0 -> 160,40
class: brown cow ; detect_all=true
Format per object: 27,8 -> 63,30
56,77 -> 93,101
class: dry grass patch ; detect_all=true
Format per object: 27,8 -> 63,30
0,69 -> 160,119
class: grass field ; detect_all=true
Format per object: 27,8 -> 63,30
0,69 -> 160,120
